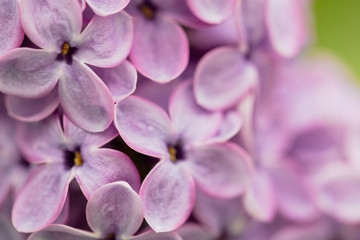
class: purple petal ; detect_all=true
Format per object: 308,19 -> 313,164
114,96 -> 173,158
209,110 -> 243,143
130,17 -> 189,83
140,160 -> 195,232
28,224 -> 99,240
5,86 -> 59,122
0,170 -> 12,207
0,0 -> 24,58
194,47 -> 258,110
0,48 -> 61,98
75,11 -> 133,68
185,142 -> 253,198
17,115 -> 66,164
169,81 -> 222,143
75,148 -> 140,199
130,231 -> 182,240
0,215 -> 24,240
12,163 -> 73,232
86,0 -> 130,16
270,222 -> 332,240
20,0 -> 82,50
176,224 -> 215,240
185,0 -> 236,24
86,181 -> 144,237
58,61 -> 114,132
266,0 -> 305,57
92,60 -> 137,102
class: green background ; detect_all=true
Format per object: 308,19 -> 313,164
313,0 -> 360,80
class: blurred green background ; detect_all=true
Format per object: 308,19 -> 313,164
313,0 -> 360,80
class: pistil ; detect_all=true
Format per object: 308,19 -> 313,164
74,151 -> 83,166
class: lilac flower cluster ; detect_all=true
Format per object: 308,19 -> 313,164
1,0 -> 359,239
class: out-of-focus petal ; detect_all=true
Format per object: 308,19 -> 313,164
75,11 -> 133,68
208,110 -> 243,143
114,96 -> 173,158
266,0 -> 305,58
58,61 -> 114,132
140,161 -> 195,232
20,0 -> 82,51
194,47 -> 258,111
176,224 -> 215,240
12,163 -> 73,232
270,222 -> 332,240
86,0 -> 130,16
185,0 -> 236,24
75,148 -> 140,199
0,48 -> 61,98
0,0 -> 24,58
185,142 -> 253,198
130,231 -> 182,240
86,181 -> 143,237
17,115 -> 66,164
130,17 -> 189,83
28,224 -> 99,240
169,81 -> 222,144
5,86 -> 59,122
0,215 -> 23,240
92,60 -> 137,102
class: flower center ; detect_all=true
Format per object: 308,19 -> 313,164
64,149 -> 83,169
56,42 -> 77,64
61,42 -> 70,56
138,0 -> 157,19
104,233 -> 116,240
167,142 -> 185,163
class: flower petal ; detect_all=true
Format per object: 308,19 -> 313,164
114,96 -> 173,158
12,163 -> 73,232
266,0 -> 305,57
0,215 -> 24,240
140,161 -> 195,232
169,81 -> 222,144
5,86 -> 59,122
92,60 -> 137,102
185,0 -> 236,24
20,0 -> 82,50
28,224 -> 99,240
176,224 -> 215,240
185,142 -> 253,198
194,47 -> 258,110
58,61 -> 114,132
0,0 -> 23,58
208,110 -> 243,143
130,17 -> 189,83
86,181 -> 144,237
17,115 -> 66,164
86,0 -> 130,16
0,48 -> 61,98
75,148 -> 140,199
130,231 -> 182,240
75,11 -> 133,68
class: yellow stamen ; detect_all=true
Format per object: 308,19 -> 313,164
168,146 -> 177,163
61,42 -> 70,56
74,151 -> 83,166
139,4 -> 154,19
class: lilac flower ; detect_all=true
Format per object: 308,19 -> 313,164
12,114 -> 140,232
28,181 -> 181,240
0,0 -> 133,132
0,0 -> 24,58
114,81 -> 253,232
79,0 -> 130,16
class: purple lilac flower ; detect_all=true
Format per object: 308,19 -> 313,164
0,0 -> 133,132
114,81 -> 253,232
12,114 -> 140,232
28,181 -> 181,240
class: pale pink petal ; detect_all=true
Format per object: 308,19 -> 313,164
79,0 -> 86,10
266,0 -> 305,58
185,0 -> 236,24
169,81 -> 222,143
243,170 -> 276,222
58,61 -> 114,132
185,142 -> 253,198
130,17 -> 189,83
75,11 -> 133,68
0,48 -> 61,98
140,161 -> 195,232
17,115 -> 66,164
176,224 -> 215,240
53,196 -> 70,224
28,224 -> 99,240
0,0 -> 24,58
20,0 -> 82,51
86,181 -> 143,237
209,110 -> 243,143
75,148 -> 140,199
5,86 -> 59,122
86,0 -> 130,16
114,96 -> 173,158
194,47 -> 258,111
92,60 -> 137,102
130,231 -> 182,240
12,163 -> 73,232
